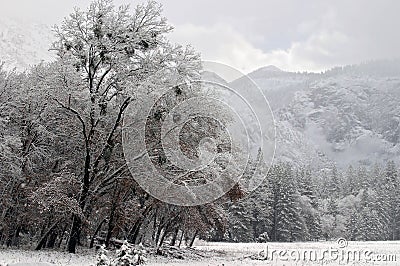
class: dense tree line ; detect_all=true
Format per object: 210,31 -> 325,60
225,161 -> 400,243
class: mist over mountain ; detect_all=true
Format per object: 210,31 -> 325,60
232,60 -> 400,168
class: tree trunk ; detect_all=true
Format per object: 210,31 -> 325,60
90,218 -> 107,248
36,220 -> 60,250
158,228 -> 168,248
188,230 -> 198,247
46,232 -> 58,248
67,147 -> 91,253
105,209 -> 116,247
129,220 -> 143,244
155,222 -> 164,246
11,226 -> 21,247
178,230 -> 184,248
170,228 -> 179,246
57,223 -> 68,248
67,215 -> 82,253
105,184 -> 120,247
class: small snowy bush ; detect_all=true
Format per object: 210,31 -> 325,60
112,241 -> 147,266
95,245 -> 111,266
112,241 -> 134,266
256,232 -> 270,243
94,241 -> 147,266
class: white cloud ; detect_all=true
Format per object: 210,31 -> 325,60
169,23 -> 354,73
169,23 -> 274,74
166,0 -> 400,74
170,10 -> 400,74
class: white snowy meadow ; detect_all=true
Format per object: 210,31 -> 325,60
1,241 -> 399,265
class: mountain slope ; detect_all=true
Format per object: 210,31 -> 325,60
233,60 -> 400,168
0,17 -> 55,70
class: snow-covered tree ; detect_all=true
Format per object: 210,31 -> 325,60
95,245 -> 111,266
50,0 -> 201,253
112,241 -> 146,266
269,163 -> 308,242
296,167 -> 321,240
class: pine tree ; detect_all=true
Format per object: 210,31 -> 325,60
296,167 -> 321,240
344,165 -> 357,195
381,161 -> 399,240
227,181 -> 272,242
352,189 -> 382,241
328,165 -> 341,198
227,199 -> 254,242
270,163 -> 308,242
113,241 -> 135,266
247,171 -> 273,241
346,210 -> 360,241
358,166 -> 369,190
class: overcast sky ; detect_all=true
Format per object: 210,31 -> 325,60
0,0 -> 399,73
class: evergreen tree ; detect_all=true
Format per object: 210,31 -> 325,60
96,245 -> 111,266
296,167 -> 321,240
227,199 -> 254,242
328,165 -> 341,198
383,161 -> 400,240
358,166 -> 369,190
346,210 -> 360,241
227,157 -> 273,242
344,165 -> 357,195
270,163 -> 308,242
347,189 -> 381,241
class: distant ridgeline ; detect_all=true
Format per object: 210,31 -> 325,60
324,59 -> 400,77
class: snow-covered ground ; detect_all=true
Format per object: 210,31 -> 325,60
1,241 -> 399,265
0,248 -> 96,266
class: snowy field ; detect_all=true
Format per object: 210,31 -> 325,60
0,248 -> 96,266
1,241 -> 399,265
